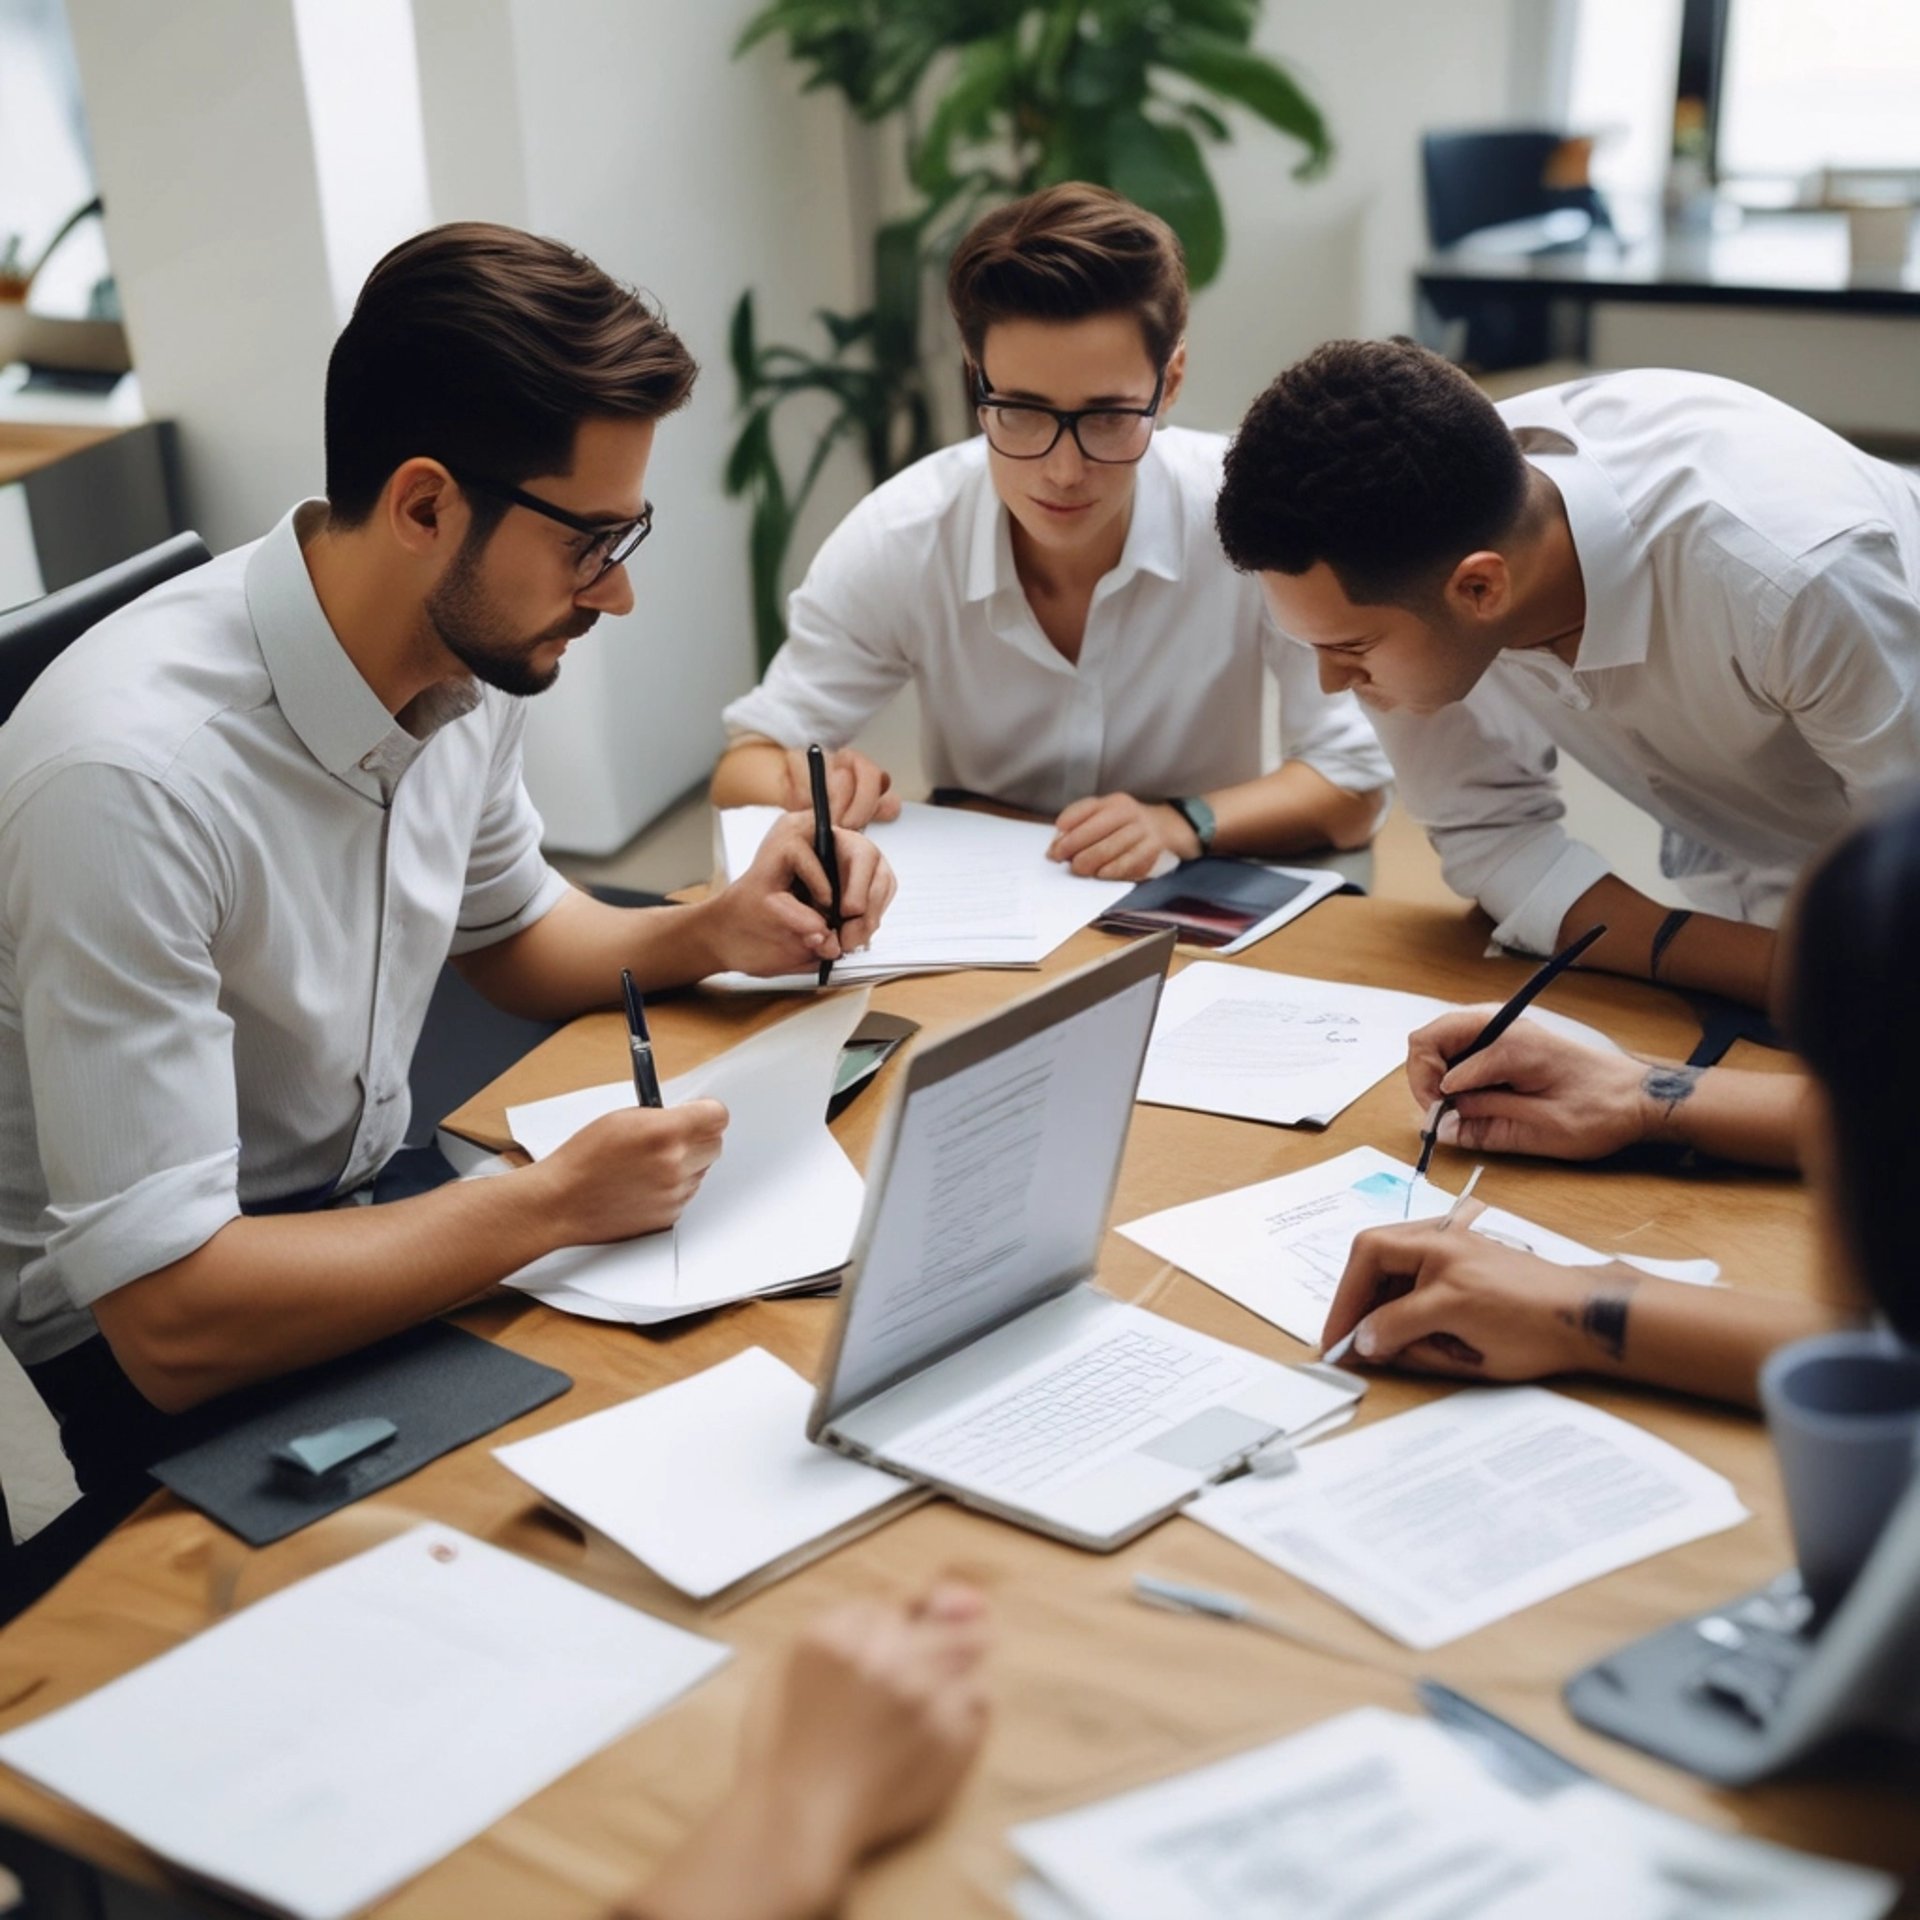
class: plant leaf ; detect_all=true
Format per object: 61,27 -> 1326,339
728,290 -> 758,393
724,405 -> 775,497
1156,27 -> 1333,179
1106,110 -> 1226,285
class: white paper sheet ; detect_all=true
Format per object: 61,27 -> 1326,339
709,802 -> 1132,989
0,1526 -> 730,1920
495,1347 -> 917,1599
504,993 -> 868,1323
1137,963 -> 1617,1128
1118,1144 -> 1717,1347
1187,1387 -> 1749,1648
1009,1706 -> 1896,1920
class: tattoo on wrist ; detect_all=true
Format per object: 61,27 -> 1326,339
1641,1064 -> 1702,1118
1557,1278 -> 1640,1363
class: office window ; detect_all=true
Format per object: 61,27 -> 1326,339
1718,0 -> 1920,181
0,0 -> 106,317
1565,0 -> 1684,204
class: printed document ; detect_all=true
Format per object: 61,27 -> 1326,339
1118,1144 -> 1717,1346
1137,962 -> 1614,1127
1009,1706 -> 1896,1920
712,802 -> 1132,988
0,1525 -> 730,1920
495,1347 -> 919,1600
504,993 -> 868,1323
1187,1387 -> 1748,1648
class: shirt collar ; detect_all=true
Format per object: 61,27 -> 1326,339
1502,388 -> 1655,674
961,431 -> 1187,606
245,502 -> 480,783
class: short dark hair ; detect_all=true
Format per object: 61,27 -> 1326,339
946,184 -> 1188,372
1787,789 -> 1920,1342
324,222 -> 698,526
1215,338 -> 1530,605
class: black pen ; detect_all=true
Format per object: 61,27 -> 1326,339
1412,921 -> 1608,1187
620,968 -> 664,1108
805,743 -> 842,988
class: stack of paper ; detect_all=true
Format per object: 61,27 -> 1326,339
504,993 -> 869,1324
1137,962 -> 1616,1127
495,1348 -> 924,1602
1187,1387 -> 1749,1648
0,1526 -> 730,1920
711,802 -> 1134,989
1010,1706 -> 1896,1920
1119,1144 -> 1718,1347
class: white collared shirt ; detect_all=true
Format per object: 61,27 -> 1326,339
722,426 -> 1390,813
0,503 -> 568,1364
1365,371 -> 1920,954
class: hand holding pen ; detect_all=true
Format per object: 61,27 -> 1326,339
1323,1166 -> 1484,1367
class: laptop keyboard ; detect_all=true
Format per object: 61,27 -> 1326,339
901,1328 -> 1245,1496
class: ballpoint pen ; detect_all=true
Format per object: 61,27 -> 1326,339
620,967 -> 664,1108
1131,1573 -> 1368,1665
805,743 -> 842,989
1410,920 -> 1608,1199
1323,1162 -> 1484,1367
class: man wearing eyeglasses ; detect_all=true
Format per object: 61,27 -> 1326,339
712,184 -> 1390,880
0,223 -> 893,1495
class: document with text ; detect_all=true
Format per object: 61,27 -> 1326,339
1187,1387 -> 1748,1648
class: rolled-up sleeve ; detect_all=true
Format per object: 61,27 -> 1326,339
448,699 -> 568,957
1370,681 -> 1610,955
722,501 -> 913,750
5,765 -> 243,1322
1264,626 -> 1394,797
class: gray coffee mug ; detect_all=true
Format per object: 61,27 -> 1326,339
1760,1328 -> 1920,1621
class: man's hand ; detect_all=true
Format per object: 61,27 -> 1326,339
1048,793 -> 1199,880
780,745 -> 901,831
537,1100 -> 729,1243
1408,1011 -> 1670,1161
702,810 -> 896,976
1321,1222 -> 1594,1380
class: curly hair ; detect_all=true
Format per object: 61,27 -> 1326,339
947,184 -> 1188,372
1215,338 -> 1529,606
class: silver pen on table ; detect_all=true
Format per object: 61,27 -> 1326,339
1322,1163 -> 1485,1368
1131,1573 -> 1367,1665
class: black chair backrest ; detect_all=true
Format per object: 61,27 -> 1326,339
1422,128 -> 1611,250
0,531 -> 212,727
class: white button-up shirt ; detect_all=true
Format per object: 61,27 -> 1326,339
1366,371 -> 1920,954
723,426 -> 1390,814
0,503 -> 568,1364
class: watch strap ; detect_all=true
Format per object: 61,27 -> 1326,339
1170,795 -> 1216,853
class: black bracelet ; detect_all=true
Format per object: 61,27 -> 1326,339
1649,908 -> 1695,981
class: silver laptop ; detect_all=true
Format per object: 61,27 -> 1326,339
808,933 -> 1361,1552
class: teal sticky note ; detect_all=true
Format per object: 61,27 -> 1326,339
273,1416 -> 399,1477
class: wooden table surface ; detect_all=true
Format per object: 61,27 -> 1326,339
1,896 -> 1913,1917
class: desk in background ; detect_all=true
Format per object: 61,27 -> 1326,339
1419,209 -> 1920,447
0,899 -> 1912,1916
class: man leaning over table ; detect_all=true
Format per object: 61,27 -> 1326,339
711,182 -> 1392,880
1214,339 -> 1920,1009
0,222 -> 893,1502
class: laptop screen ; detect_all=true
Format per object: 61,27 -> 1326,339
814,934 -> 1173,1428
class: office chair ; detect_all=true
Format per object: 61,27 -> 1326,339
1420,128 -> 1614,371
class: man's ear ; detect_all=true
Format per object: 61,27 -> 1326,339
1159,337 -> 1187,414
1443,548 -> 1513,624
383,459 -> 462,560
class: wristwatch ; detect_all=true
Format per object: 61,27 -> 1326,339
1169,795 -> 1216,855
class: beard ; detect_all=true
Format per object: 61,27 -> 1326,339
424,531 -> 596,698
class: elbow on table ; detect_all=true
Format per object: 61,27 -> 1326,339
1324,784 -> 1389,852
91,1264 -> 242,1416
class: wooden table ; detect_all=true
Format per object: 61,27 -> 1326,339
0,898 -> 1913,1916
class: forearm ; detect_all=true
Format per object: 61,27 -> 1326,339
621,1773 -> 851,1920
1207,763 -> 1384,858
93,1159 -> 579,1412
1640,1063 -> 1806,1170
453,889 -> 726,1020
1556,1272 -> 1848,1410
711,738 -> 795,811
1557,876 -> 1776,1008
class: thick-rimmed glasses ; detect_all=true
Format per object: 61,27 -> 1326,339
452,470 -> 654,585
972,365 -> 1165,464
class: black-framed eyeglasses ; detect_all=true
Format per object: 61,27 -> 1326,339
451,469 -> 654,584
972,365 -> 1165,464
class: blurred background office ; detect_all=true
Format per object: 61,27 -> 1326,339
0,0 -> 1915,874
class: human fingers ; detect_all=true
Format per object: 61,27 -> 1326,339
1051,797 -> 1130,863
1434,1095 -> 1550,1156
1071,823 -> 1146,878
834,750 -> 893,831
1050,795 -> 1105,850
830,828 -> 890,946
1320,1224 -> 1440,1351
1436,1020 -> 1571,1098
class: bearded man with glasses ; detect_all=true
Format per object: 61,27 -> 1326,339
714,183 -> 1390,881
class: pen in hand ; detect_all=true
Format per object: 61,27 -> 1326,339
804,742 -> 843,989
1412,921 -> 1608,1192
621,968 -> 664,1109
1324,1163 -> 1485,1367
